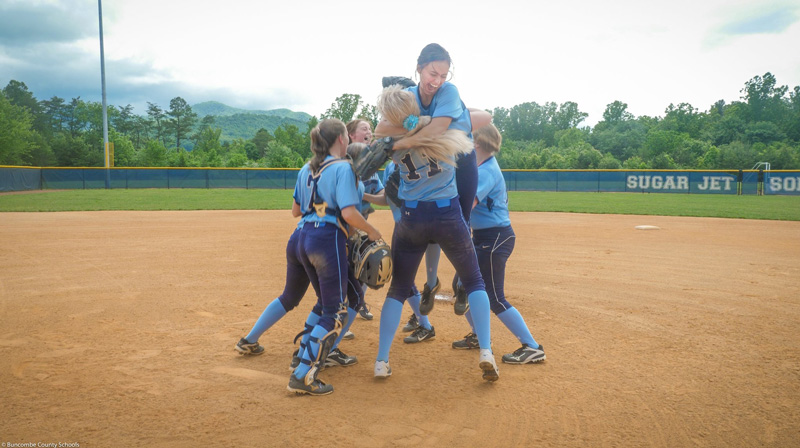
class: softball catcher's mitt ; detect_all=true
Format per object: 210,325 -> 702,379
354,136 -> 394,180
382,76 -> 416,89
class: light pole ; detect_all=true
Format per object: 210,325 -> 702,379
98,0 -> 110,188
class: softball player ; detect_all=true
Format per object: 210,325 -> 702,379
369,161 -> 438,343
373,95 -> 499,382
288,119 -> 381,395
347,119 -> 381,321
234,132 -> 366,374
452,124 -> 545,364
289,143 -> 387,371
378,44 -> 492,316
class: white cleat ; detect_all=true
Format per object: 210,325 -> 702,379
374,360 -> 392,378
479,349 -> 499,382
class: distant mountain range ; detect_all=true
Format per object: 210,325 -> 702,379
192,101 -> 312,142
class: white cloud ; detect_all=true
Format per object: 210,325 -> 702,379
1,0 -> 799,127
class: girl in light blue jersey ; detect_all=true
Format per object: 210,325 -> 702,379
234,128 -> 370,375
371,82 -> 499,382
286,119 -> 381,395
451,124 -> 546,365
365,161 -> 438,343
377,44 -> 491,315
347,119 -> 380,321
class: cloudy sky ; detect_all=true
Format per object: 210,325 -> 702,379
1,0 -> 799,127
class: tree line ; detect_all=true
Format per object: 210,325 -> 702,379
1,73 -> 799,170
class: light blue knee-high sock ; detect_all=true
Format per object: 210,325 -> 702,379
245,298 -> 287,343
298,311 -> 321,352
293,325 -> 327,380
425,244 -> 441,287
467,290 -> 492,349
464,309 -> 475,333
332,307 -> 357,350
407,293 -> 422,316
497,307 -> 538,348
376,298 -> 404,362
406,293 -> 432,330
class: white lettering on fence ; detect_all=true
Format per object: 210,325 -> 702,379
626,175 -> 688,191
769,177 -> 800,192
697,176 -> 734,191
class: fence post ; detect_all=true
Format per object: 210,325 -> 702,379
737,170 -> 743,195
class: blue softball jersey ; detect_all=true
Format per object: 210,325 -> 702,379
293,156 -> 360,227
408,82 -> 473,136
470,156 -> 511,230
394,82 -> 473,202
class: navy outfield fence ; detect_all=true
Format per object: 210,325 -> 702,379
2,166 -> 799,195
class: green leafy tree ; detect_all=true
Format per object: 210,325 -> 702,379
787,86 -> 800,141
744,121 -> 786,144
358,104 -> 379,129
741,72 -> 788,123
597,152 -> 622,169
757,141 -> 800,169
137,140 -> 169,167
63,97 -> 89,138
40,95 -> 66,135
552,101 -> 588,129
591,120 -> 647,161
194,127 -> 223,155
0,93 -> 37,165
273,123 -> 308,156
147,102 -> 167,147
2,80 -> 47,133
574,146 -> 603,169
322,94 -> 363,122
265,142 -> 304,168
113,104 -> 136,136
250,128 -> 273,160
716,141 -> 758,169
622,156 -> 648,169
602,100 -> 634,123
109,130 -> 136,167
165,97 -> 197,150
662,103 -> 702,138
192,115 -> 216,147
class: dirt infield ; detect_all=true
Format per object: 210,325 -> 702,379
1,210 -> 799,447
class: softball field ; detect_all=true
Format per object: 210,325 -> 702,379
1,210 -> 798,447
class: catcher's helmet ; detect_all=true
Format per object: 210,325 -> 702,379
349,231 -> 392,289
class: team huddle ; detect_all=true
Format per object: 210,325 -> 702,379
235,43 -> 545,395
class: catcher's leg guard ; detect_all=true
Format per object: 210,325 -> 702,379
301,308 -> 346,386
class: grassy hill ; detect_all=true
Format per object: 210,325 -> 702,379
192,101 -> 312,142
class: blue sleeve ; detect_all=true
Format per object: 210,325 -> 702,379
334,164 -> 360,210
431,83 -> 464,120
293,165 -> 310,210
476,164 -> 494,204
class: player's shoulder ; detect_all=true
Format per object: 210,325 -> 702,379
438,82 -> 460,97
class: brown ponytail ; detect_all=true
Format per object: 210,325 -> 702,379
309,118 -> 347,173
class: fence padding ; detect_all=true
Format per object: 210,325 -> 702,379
2,167 -> 799,195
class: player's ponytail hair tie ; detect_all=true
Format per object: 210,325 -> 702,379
402,115 -> 419,131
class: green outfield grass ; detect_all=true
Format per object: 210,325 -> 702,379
1,189 -> 799,221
